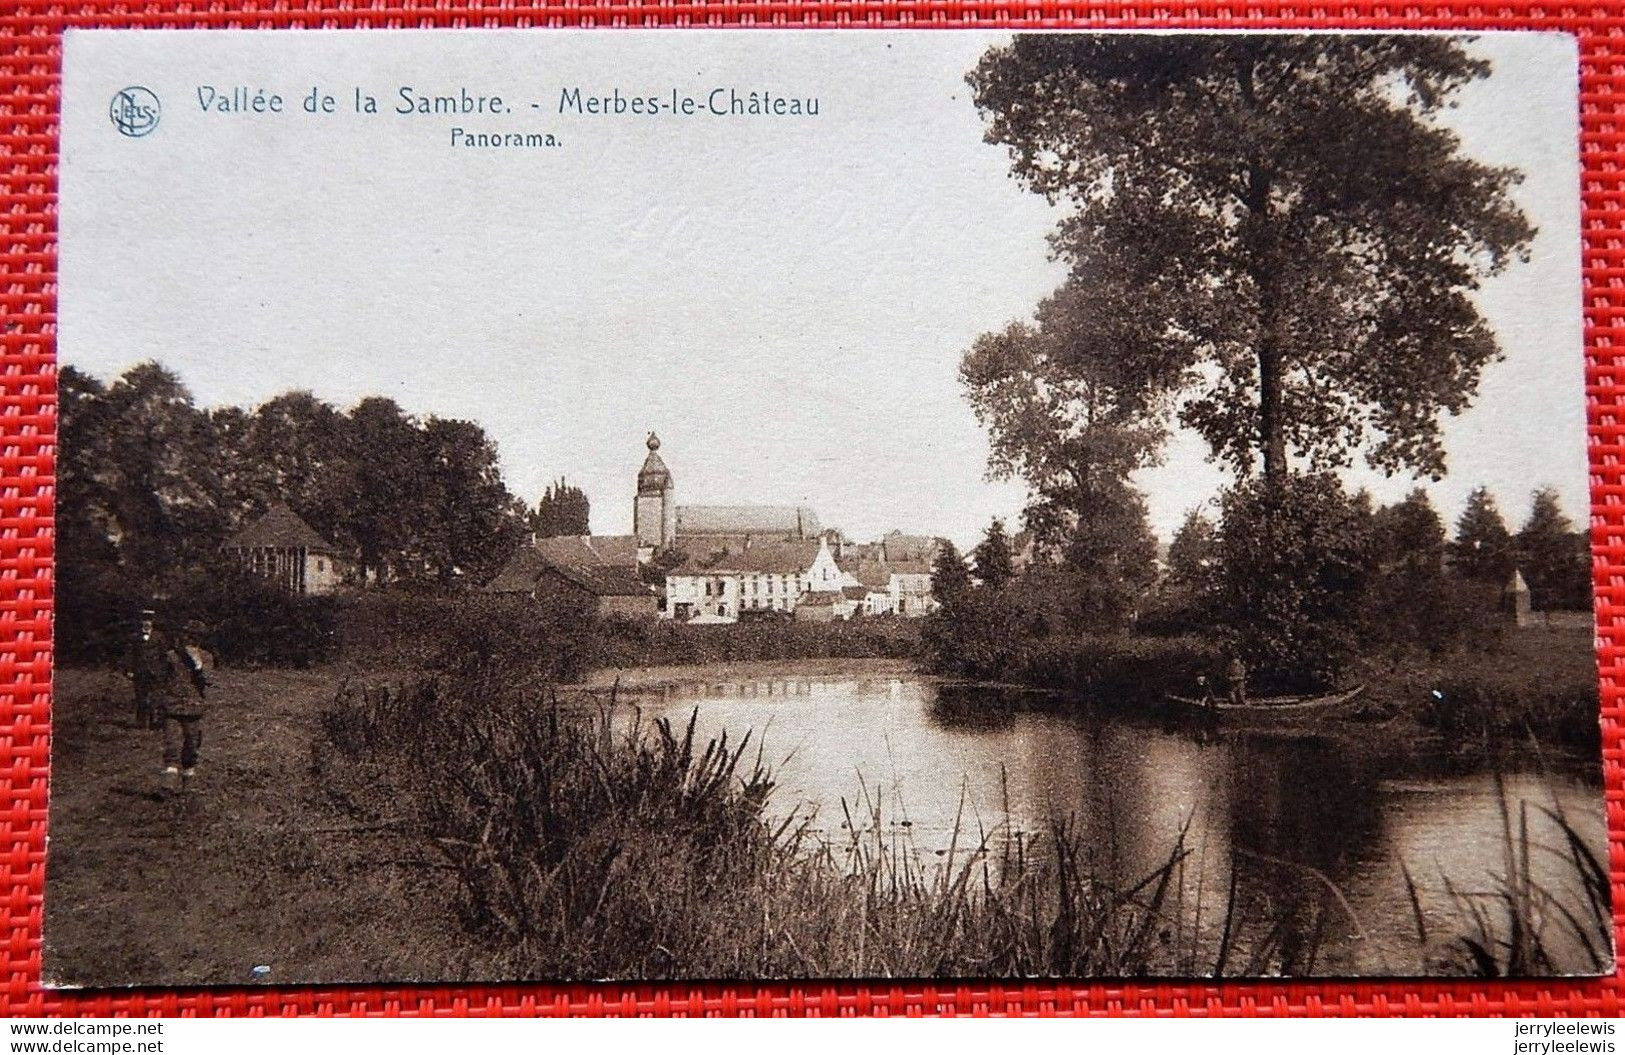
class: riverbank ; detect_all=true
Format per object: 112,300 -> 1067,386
577,655 -> 917,693
46,660 -> 1610,982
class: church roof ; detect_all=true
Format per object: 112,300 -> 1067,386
673,541 -> 820,576
224,504 -> 337,554
676,505 -> 821,538
637,433 -> 672,493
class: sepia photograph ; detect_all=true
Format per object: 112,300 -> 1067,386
47,28 -> 1605,985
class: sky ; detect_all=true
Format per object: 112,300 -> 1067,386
60,30 -> 1586,548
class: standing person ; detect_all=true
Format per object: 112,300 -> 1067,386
158,645 -> 208,788
130,608 -> 209,787
129,608 -> 168,730
1194,674 -> 1217,716
1224,655 -> 1248,707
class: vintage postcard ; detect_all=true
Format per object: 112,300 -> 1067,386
50,28 -> 1605,985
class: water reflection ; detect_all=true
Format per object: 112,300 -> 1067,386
610,673 -> 1607,975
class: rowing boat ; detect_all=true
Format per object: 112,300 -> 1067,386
1164,684 -> 1368,727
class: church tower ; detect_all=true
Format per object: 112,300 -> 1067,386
634,432 -> 676,549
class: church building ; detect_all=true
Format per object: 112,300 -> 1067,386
634,432 -> 822,555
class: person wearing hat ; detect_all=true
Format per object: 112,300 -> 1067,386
128,607 -> 208,786
129,608 -> 167,730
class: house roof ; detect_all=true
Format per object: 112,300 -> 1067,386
801,590 -> 844,605
675,541 -> 821,576
841,585 -> 869,600
224,504 -> 337,554
486,534 -> 641,594
534,534 -> 640,567
676,505 -> 821,538
486,548 -> 548,593
881,531 -> 938,562
839,559 -> 894,590
543,563 -> 655,598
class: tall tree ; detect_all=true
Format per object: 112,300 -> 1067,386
345,397 -> 425,584
970,36 -> 1534,485
962,282 -> 1173,560
1166,509 -> 1218,592
223,390 -> 357,553
931,539 -> 973,608
55,366 -> 118,567
971,518 -> 1015,588
533,477 -> 591,538
418,417 -> 529,583
99,362 -> 228,574
1451,485 -> 1513,583
1516,487 -> 1591,610
1370,488 -> 1446,574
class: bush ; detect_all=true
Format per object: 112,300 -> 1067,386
920,587 -> 1027,681
335,589 -> 598,683
56,559 -> 338,668
1015,634 -> 1224,703
591,615 -> 921,669
189,569 -> 338,668
1216,475 -> 1371,691
1408,630 -> 1600,750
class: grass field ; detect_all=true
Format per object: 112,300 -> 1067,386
43,666 -> 515,987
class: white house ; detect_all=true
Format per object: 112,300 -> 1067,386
664,536 -> 936,622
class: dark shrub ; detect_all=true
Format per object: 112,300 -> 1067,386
54,560 -> 148,666
921,586 -> 1026,681
1015,634 -> 1224,703
172,564 -> 338,668
335,589 -> 597,683
593,614 -> 921,669
1411,630 -> 1600,750
58,558 -> 338,668
1216,474 -> 1372,691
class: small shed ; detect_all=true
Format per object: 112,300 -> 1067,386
224,504 -> 347,596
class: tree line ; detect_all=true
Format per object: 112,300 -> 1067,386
928,484 -> 1590,690
57,361 -> 590,657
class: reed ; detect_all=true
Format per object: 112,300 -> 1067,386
1432,775 -> 1613,977
318,665 -> 1611,979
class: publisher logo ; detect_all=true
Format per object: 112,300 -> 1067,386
110,86 -> 160,137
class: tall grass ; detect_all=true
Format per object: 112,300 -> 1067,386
318,672 -> 1335,979
1427,776 -> 1614,976
317,662 -> 1612,979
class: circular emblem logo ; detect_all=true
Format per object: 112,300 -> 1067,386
109,86 -> 160,138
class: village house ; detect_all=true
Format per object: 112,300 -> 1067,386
665,537 -> 841,621
223,504 -> 350,596
489,432 -> 938,622
486,534 -> 658,617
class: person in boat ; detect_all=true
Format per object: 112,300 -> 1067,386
1224,655 -> 1248,707
1194,674 -> 1217,715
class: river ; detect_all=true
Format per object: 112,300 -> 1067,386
610,669 -> 1610,977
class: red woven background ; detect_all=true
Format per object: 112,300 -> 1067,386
2,0 -> 1623,1019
